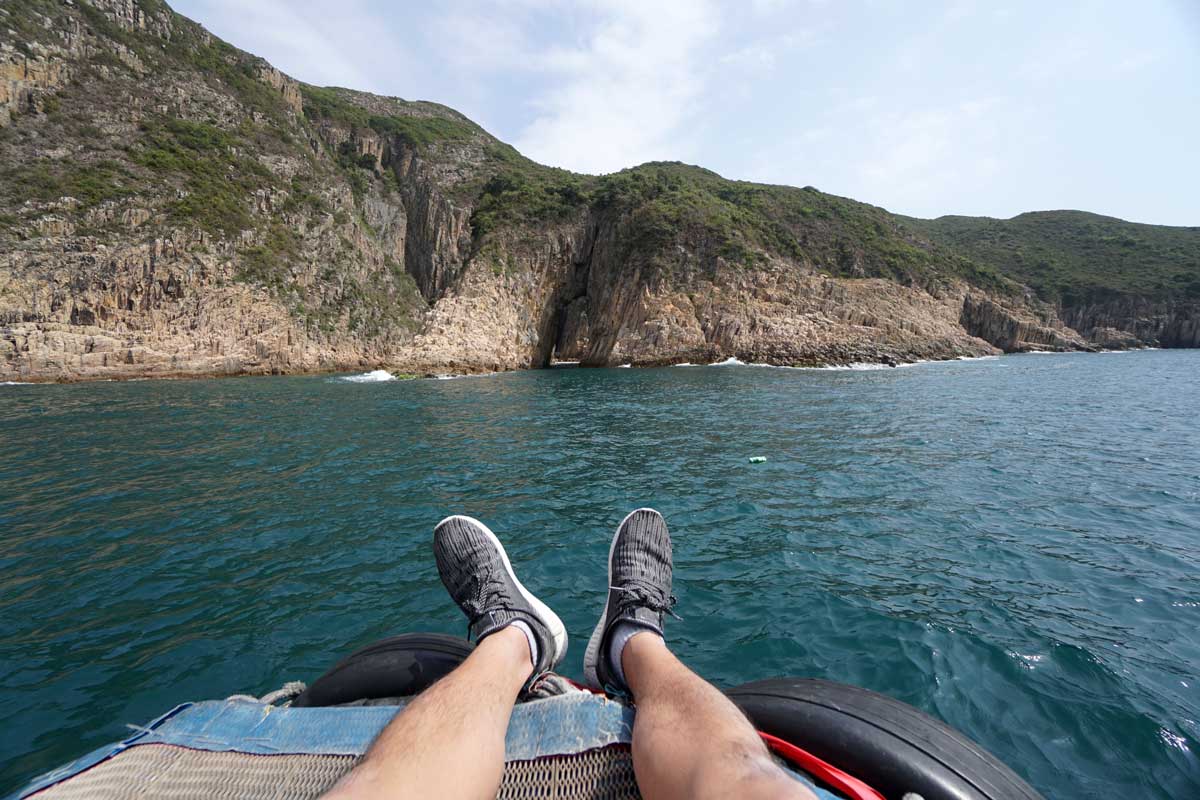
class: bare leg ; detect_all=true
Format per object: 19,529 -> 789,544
624,632 -> 817,800
322,626 -> 530,800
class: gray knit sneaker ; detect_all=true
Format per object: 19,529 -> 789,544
583,508 -> 678,693
433,515 -> 567,692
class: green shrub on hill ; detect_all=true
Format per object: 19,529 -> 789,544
904,211 -> 1200,302
0,159 -> 136,210
298,85 -> 478,150
131,117 -> 274,234
469,145 -> 590,240
238,224 -> 301,289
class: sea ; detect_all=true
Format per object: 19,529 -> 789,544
1,350 -> 1198,798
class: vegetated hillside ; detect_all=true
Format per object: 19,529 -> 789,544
902,211 -> 1200,349
0,0 -> 1195,381
904,211 -> 1200,304
301,81 -> 1014,297
0,0 -> 448,375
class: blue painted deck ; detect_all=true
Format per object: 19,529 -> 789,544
12,693 -> 838,799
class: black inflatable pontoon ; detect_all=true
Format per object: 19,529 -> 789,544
11,633 -> 1044,800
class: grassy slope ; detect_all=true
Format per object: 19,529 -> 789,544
0,0 -> 434,338
902,212 -> 1200,305
295,84 -> 1015,292
6,0 -> 1195,313
289,81 -> 1200,307
1,0 -> 303,237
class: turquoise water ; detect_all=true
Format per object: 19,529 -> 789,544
2,352 -> 1198,798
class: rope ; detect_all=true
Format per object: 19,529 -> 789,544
260,681 -> 307,705
225,681 -> 308,706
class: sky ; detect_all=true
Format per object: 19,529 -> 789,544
170,0 -> 1200,226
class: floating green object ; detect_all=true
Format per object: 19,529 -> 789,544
748,456 -> 767,463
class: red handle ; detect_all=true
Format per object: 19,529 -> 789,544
760,731 -> 886,800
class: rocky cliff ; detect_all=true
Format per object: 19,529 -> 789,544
1,1 -> 1194,382
906,211 -> 1200,350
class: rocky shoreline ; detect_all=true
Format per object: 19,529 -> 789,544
2,0 -> 1194,386
0,340 -> 1146,385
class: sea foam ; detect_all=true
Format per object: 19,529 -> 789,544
337,370 -> 397,383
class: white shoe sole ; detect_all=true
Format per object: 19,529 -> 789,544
583,507 -> 658,688
436,515 -> 568,666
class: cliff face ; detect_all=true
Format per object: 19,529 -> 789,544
0,1 -> 1193,382
1059,297 -> 1200,349
1,1 -> 432,380
905,211 -> 1200,351
385,194 -> 1010,376
552,215 -> 997,367
959,296 -> 1091,353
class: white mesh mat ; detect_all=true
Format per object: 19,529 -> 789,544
30,742 -> 642,799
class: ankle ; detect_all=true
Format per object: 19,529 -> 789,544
481,625 -> 535,682
618,629 -> 668,695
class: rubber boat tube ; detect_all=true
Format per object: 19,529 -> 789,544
292,633 -> 473,707
727,678 -> 1043,800
296,635 -> 1044,800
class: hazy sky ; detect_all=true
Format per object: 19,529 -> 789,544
171,0 -> 1200,226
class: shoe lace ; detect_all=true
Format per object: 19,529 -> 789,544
611,577 -> 682,621
461,566 -> 516,632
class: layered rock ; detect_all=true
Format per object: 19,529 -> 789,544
960,295 -> 1092,352
1060,297 -> 1200,349
0,224 -> 408,380
1,49 -> 70,126
554,219 -> 998,366
0,0 -> 1192,383
393,214 -> 1003,373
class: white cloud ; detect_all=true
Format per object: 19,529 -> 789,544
172,0 -> 1200,225
859,101 -> 1000,183
750,0 -> 792,15
852,98 -> 1009,214
174,0 -> 385,91
1110,50 -> 1160,76
511,0 -> 719,174
720,44 -> 778,72
423,6 -> 533,72
718,29 -> 818,75
1017,35 -> 1090,83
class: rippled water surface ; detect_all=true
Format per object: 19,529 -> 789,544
2,352 -> 1199,798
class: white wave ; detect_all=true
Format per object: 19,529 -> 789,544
701,360 -> 893,371
551,360 -> 580,366
672,362 -> 697,367
699,353 -> 1005,372
432,371 -> 503,381
1009,651 -> 1046,669
754,361 -> 896,371
897,355 -> 998,367
0,381 -> 33,385
820,362 -> 898,371
617,363 -> 632,368
337,370 -> 397,383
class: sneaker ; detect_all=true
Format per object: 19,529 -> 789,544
433,515 -> 567,692
583,508 -> 678,693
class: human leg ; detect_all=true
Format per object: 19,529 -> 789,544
623,632 -> 815,800
323,515 -> 566,800
583,508 -> 815,800
321,626 -> 532,800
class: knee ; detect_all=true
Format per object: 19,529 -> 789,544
690,746 -> 805,800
